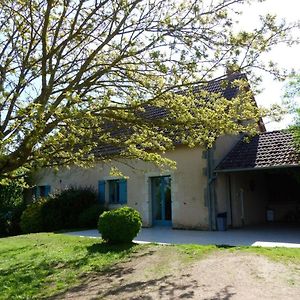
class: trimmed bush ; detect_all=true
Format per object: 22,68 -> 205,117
41,196 -> 64,231
0,183 -> 25,236
98,207 -> 142,244
20,186 -> 98,233
41,186 -> 97,231
20,199 -> 46,233
78,204 -> 106,228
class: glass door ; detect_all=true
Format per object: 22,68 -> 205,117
151,176 -> 172,226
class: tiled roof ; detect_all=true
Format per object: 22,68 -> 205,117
216,130 -> 300,171
136,73 -> 246,120
192,72 -> 246,99
94,73 -> 247,156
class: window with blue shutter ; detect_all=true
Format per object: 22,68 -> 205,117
107,179 -> 127,204
108,180 -> 119,203
34,186 -> 40,200
98,180 -> 106,204
33,185 -> 51,200
119,179 -> 127,204
45,185 -> 51,197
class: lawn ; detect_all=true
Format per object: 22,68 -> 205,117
0,233 -> 142,299
1,234 -> 299,299
176,244 -> 300,264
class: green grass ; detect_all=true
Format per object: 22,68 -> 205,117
237,246 -> 300,263
1,234 -> 299,300
175,244 -> 219,262
0,233 -> 142,300
176,244 -> 300,264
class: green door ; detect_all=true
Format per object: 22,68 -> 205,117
151,176 -> 172,226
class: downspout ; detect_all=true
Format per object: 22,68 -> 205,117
207,148 -> 217,230
228,174 -> 233,226
240,188 -> 245,226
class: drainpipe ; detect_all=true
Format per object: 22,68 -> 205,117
240,188 -> 245,226
207,148 -> 217,230
228,174 -> 233,226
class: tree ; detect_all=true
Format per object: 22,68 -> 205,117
284,75 -> 300,112
284,74 -> 300,149
0,0 -> 297,182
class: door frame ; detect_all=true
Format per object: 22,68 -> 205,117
151,175 -> 172,226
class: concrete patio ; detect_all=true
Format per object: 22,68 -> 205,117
66,224 -> 300,248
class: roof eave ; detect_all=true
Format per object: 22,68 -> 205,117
215,164 -> 300,173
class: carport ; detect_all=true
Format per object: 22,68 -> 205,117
215,130 -> 300,228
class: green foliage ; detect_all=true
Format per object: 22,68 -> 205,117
0,183 -> 25,236
42,186 -> 98,231
98,207 -> 142,244
20,186 -> 98,233
20,199 -> 46,234
283,74 -> 300,113
282,74 -> 300,153
0,233 -> 139,299
232,246 -> 300,264
78,204 -> 107,228
0,0 -> 296,182
0,182 -> 24,211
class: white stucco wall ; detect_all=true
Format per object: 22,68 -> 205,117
34,130 -> 245,230
34,146 -> 210,229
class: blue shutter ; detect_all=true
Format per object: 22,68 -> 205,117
45,185 -> 51,197
119,179 -> 127,204
98,180 -> 106,204
34,186 -> 40,200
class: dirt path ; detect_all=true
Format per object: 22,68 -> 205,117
57,246 -> 300,300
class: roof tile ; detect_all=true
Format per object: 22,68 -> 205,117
216,130 -> 300,171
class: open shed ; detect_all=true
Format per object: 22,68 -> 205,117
216,130 -> 300,228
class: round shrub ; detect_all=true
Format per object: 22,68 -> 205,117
98,207 -> 142,244
79,204 -> 106,228
20,199 -> 46,233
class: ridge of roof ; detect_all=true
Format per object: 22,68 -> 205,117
93,73 -> 252,158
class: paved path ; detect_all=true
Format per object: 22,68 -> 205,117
66,225 -> 300,248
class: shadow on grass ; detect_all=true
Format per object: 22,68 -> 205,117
1,240 -> 142,299
216,244 -> 236,249
86,242 -> 135,254
50,244 -> 157,299
51,260 -> 236,300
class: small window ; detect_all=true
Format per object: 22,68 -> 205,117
34,185 -> 51,199
108,179 -> 127,204
109,180 -> 120,203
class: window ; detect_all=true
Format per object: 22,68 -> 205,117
98,179 -> 127,204
34,185 -> 51,199
109,180 -> 120,203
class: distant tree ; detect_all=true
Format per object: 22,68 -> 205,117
0,0 -> 297,182
283,75 -> 300,112
284,74 -> 300,148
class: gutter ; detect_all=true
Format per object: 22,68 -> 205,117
207,148 -> 217,231
215,164 -> 300,174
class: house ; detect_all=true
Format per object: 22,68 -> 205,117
33,74 -> 300,230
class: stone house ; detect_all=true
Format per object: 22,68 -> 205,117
33,74 -> 300,230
